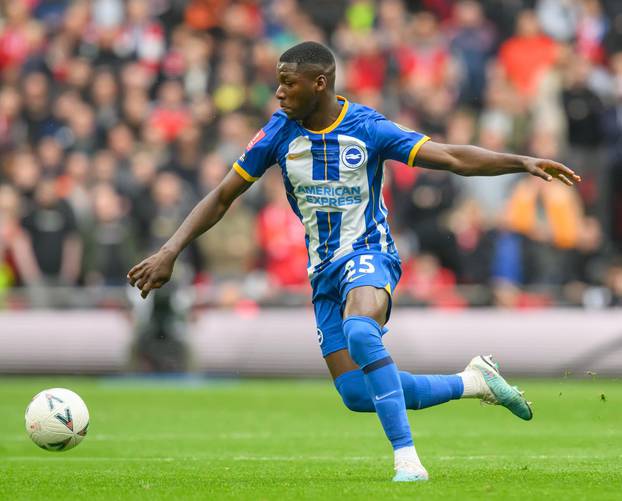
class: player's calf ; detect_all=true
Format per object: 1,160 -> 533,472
334,369 -> 375,412
344,315 -> 413,449
343,315 -> 430,481
335,368 -> 463,413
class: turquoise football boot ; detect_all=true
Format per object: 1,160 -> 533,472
466,355 -> 533,421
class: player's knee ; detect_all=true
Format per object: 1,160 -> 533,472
344,287 -> 388,326
343,316 -> 384,368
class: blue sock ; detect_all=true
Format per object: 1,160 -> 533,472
335,369 -> 463,412
399,372 -> 463,410
343,316 -> 412,450
335,369 -> 374,412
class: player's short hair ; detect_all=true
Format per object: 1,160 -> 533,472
279,41 -> 335,67
279,41 -> 336,88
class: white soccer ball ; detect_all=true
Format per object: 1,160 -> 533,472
25,388 -> 90,452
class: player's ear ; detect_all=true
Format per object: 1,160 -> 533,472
314,74 -> 327,92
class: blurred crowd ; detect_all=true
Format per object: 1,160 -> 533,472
1,0 -> 622,309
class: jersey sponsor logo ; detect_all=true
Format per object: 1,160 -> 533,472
341,145 -> 366,169
246,129 -> 266,151
296,185 -> 362,207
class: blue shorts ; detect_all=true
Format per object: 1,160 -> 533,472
311,250 -> 402,357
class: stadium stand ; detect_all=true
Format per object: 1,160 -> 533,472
1,0 -> 622,309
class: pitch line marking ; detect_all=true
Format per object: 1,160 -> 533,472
6,431 -> 387,442
1,457 -> 177,461
232,454 -> 622,461
3,454 -> 621,463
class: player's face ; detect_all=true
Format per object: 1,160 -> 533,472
275,63 -> 320,121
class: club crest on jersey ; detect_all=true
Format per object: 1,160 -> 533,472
317,328 -> 324,346
246,129 -> 266,151
341,145 -> 366,169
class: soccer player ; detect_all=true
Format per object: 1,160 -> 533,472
127,42 -> 580,482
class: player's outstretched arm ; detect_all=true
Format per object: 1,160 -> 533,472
127,169 -> 252,298
416,141 -> 581,186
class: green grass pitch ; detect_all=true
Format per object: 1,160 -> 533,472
1,377 -> 620,500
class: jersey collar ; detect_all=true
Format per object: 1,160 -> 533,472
303,96 -> 349,135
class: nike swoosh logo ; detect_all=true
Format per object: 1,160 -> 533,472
349,274 -> 365,282
375,390 -> 398,401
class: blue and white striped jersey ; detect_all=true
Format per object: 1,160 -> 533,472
233,96 -> 429,277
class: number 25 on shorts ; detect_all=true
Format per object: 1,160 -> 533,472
344,254 -> 376,282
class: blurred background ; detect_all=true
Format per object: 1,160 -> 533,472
0,0 -> 621,376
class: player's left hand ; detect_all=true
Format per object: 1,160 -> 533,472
524,158 -> 581,186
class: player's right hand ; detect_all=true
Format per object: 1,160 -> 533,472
127,249 -> 176,299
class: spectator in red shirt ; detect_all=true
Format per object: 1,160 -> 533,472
184,0 -> 228,31
345,34 -> 387,95
401,253 -> 466,308
394,11 -> 450,93
0,2 -> 44,77
148,79 -> 192,143
498,9 -> 559,99
256,169 -> 308,289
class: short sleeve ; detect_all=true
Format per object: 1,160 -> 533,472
232,113 -> 284,182
368,115 -> 430,167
